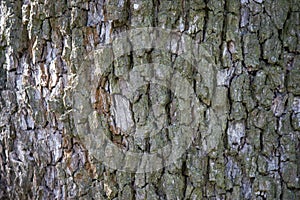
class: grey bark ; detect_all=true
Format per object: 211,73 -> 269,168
0,0 -> 300,199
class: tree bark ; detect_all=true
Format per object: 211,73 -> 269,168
0,0 -> 300,199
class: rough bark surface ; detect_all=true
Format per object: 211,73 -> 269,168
0,0 -> 300,199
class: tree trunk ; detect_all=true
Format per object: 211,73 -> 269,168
0,0 -> 300,199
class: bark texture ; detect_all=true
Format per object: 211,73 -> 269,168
0,0 -> 300,199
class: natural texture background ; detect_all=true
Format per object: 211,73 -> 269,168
0,0 -> 300,199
